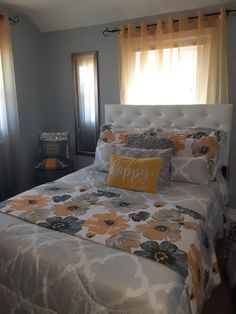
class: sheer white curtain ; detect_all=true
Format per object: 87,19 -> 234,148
78,54 -> 96,128
0,12 -> 20,200
119,8 -> 228,105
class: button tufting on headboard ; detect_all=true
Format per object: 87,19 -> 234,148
105,104 -> 233,166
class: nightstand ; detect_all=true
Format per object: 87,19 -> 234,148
223,207 -> 236,306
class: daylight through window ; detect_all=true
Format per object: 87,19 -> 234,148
72,52 -> 99,154
126,46 -> 197,104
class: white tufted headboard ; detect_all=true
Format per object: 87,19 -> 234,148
105,104 -> 233,166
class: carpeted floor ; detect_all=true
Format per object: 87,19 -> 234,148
202,239 -> 234,314
202,282 -> 233,314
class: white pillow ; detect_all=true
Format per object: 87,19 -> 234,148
171,156 -> 210,185
93,140 -> 113,172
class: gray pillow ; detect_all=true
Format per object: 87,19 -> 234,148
125,128 -> 173,149
171,156 -> 210,185
112,145 -> 172,186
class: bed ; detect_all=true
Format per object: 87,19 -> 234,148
0,104 -> 233,314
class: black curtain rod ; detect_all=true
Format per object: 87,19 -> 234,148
0,15 -> 20,25
103,9 -> 236,37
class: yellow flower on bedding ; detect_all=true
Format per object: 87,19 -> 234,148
84,213 -> 129,236
181,221 -> 200,232
53,201 -> 89,217
191,137 -> 218,159
118,131 -> 130,144
210,262 -> 220,289
212,262 -> 219,274
161,132 -> 187,154
101,130 -> 115,143
137,220 -> 181,242
187,244 -> 204,308
153,201 -> 166,208
9,195 -> 49,212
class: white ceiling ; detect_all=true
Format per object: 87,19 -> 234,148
0,0 -> 232,33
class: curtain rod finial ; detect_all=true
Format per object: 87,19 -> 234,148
103,27 -> 120,37
103,27 -> 110,37
9,16 -> 20,25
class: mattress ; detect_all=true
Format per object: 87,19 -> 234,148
0,166 -> 228,314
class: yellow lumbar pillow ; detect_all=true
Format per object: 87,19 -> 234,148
106,153 -> 163,193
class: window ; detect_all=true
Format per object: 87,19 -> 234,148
119,11 -> 228,105
127,46 -> 197,104
72,52 -> 100,155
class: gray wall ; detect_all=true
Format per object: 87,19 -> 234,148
10,11 -> 44,191
5,6 -> 236,207
41,23 -> 120,169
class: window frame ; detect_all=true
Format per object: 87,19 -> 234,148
72,51 -> 100,156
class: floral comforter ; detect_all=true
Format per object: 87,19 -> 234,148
0,166 -> 228,314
